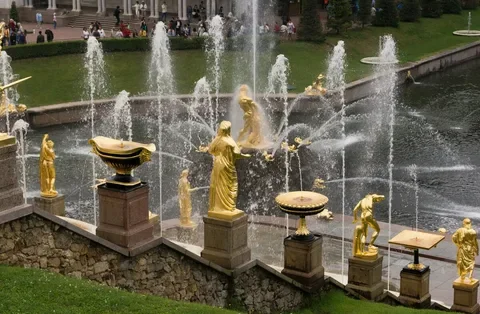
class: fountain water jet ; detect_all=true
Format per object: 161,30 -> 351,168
12,119 -> 29,203
113,90 -> 133,142
408,164 -> 419,231
0,51 -> 19,134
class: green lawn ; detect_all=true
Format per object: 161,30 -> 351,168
0,265 -> 456,314
10,11 -> 480,107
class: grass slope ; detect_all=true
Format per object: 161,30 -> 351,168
11,11 -> 480,107
0,265 -> 456,314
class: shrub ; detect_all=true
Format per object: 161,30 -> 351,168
10,1 -> 19,22
462,0 -> 478,9
373,0 -> 399,26
421,0 -> 443,17
442,0 -> 462,13
399,0 -> 421,21
358,0 -> 372,26
297,0 -> 325,42
327,0 -> 353,33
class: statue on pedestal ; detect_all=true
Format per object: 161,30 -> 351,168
208,120 -> 250,220
178,169 -> 197,227
40,134 -> 58,198
452,218 -> 479,282
305,74 -> 327,96
237,85 -> 267,149
352,194 -> 385,259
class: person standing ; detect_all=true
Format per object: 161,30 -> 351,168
53,13 -> 57,29
140,1 -> 147,18
2,25 -> 9,47
98,26 -> 106,38
161,2 -> 167,22
175,17 -> 182,36
35,12 -> 43,29
114,6 -> 121,26
45,29 -> 54,42
36,30 -> 45,43
133,1 -> 140,17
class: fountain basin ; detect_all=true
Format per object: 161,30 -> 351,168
360,57 -> 399,65
453,30 -> 480,36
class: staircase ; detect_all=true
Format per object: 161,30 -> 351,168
67,14 -> 140,30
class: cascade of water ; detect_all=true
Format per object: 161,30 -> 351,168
0,51 -> 19,134
252,0 -> 258,100
84,36 -> 106,226
113,90 -> 133,142
206,15 -> 224,124
192,77 -> 213,134
468,12 -> 472,33
12,119 -> 29,203
374,35 -> 398,291
327,40 -> 347,280
408,164 -> 419,231
149,22 -> 175,236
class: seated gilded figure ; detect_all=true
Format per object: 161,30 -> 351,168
237,85 -> 269,149
305,74 -> 327,96
208,121 -> 250,220
352,194 -> 384,259
40,134 -> 58,198
452,218 -> 479,283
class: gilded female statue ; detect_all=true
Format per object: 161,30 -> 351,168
452,218 -> 479,282
237,85 -> 264,148
40,134 -> 58,198
352,194 -> 384,258
208,121 -> 250,216
178,169 -> 196,227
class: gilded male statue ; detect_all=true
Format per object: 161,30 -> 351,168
178,169 -> 196,227
352,194 -> 385,258
237,85 -> 264,148
452,218 -> 479,282
40,134 -> 58,198
208,121 -> 250,214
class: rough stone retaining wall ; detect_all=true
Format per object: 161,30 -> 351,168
0,207 -> 307,313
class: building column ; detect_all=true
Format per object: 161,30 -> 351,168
72,0 -> 77,11
177,0 -> 181,18
149,0 -> 154,17
123,0 -> 128,16
211,0 -> 216,16
182,0 -> 186,20
76,0 -> 81,11
47,0 -> 52,9
52,0 -> 57,9
153,0 -> 158,17
206,0 -> 210,18
125,0 -> 132,15
97,0 -> 102,13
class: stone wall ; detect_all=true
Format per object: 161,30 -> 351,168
0,211 -> 307,313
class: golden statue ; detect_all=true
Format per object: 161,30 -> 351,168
352,194 -> 385,259
0,76 -> 31,117
40,134 -> 58,198
452,218 -> 479,283
208,120 -> 250,220
262,151 -> 274,162
305,74 -> 327,96
237,85 -> 269,149
178,169 -> 197,227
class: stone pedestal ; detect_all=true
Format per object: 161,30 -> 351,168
201,213 -> 251,269
96,183 -> 153,248
34,194 -> 65,216
452,278 -> 480,314
149,212 -> 161,236
282,234 -> 324,290
0,140 -> 23,212
399,266 -> 431,308
177,225 -> 199,244
346,255 -> 384,300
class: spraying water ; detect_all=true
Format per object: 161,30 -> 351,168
84,36 -> 106,226
408,164 -> 419,231
0,51 -> 19,134
468,12 -> 472,33
192,77 -> 214,134
149,22 -> 175,235
11,119 -> 29,203
206,15 -> 225,124
252,0 -> 258,100
113,90 -> 133,141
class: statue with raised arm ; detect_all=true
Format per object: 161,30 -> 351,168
237,84 -> 265,149
178,169 -> 196,227
352,194 -> 385,259
0,76 -> 31,117
452,218 -> 479,283
40,134 -> 58,198
208,120 -> 250,220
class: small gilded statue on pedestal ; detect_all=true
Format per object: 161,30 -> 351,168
352,194 -> 385,259
452,218 -> 479,283
40,134 -> 58,198
237,85 -> 269,149
208,120 -> 250,220
178,169 -> 197,228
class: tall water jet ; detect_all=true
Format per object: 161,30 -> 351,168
206,15 -> 225,124
84,36 -> 106,225
0,51 -> 19,134
251,0 -> 258,99
12,119 -> 29,203
149,21 -> 175,235
374,35 -> 398,290
408,164 -> 419,231
113,90 -> 133,141
327,40 -> 347,280
192,77 -> 213,134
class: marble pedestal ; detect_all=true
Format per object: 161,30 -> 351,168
0,140 -> 23,212
176,225 -> 199,244
346,255 -> 384,300
201,213 -> 251,269
34,194 -> 65,216
452,278 -> 480,314
149,212 -> 161,236
399,266 -> 431,308
282,234 -> 324,291
96,183 -> 153,248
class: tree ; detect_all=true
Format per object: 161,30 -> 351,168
373,0 -> 399,27
462,0 -> 477,9
399,0 -> 421,21
327,0 -> 352,34
297,0 -> 325,42
442,0 -> 462,13
9,1 -> 19,22
421,0 -> 443,17
358,0 -> 372,26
